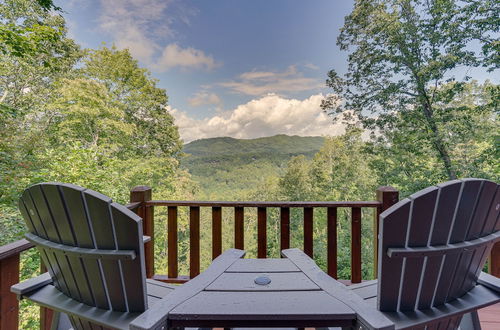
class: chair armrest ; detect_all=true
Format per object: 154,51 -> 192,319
478,272 -> 500,293
11,272 -> 52,298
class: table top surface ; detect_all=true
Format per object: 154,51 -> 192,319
132,248 -> 392,329
169,258 -> 355,324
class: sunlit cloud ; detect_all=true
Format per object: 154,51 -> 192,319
155,44 -> 220,71
170,93 -> 345,143
96,0 -> 218,71
188,91 -> 222,107
219,65 -> 323,96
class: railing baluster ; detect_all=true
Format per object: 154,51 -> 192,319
0,253 -> 19,330
167,206 -> 178,279
327,207 -> 338,279
234,207 -> 244,250
189,206 -> 200,278
304,207 -> 313,257
351,207 -> 362,283
212,207 -> 222,259
258,207 -> 267,258
280,207 -> 290,253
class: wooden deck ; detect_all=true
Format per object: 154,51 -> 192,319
479,303 -> 500,330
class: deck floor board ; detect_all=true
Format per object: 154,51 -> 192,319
479,303 -> 500,330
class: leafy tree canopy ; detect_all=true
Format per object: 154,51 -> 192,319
322,0 -> 499,180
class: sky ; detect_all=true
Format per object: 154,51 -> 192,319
56,0 -> 496,143
57,0 -> 353,142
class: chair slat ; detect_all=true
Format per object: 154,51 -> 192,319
449,179 -> 482,243
20,190 -> 49,239
40,184 -> 76,245
467,181 -> 497,239
481,186 -> 500,234
416,256 -> 443,309
432,253 -> 461,306
111,204 -> 147,312
18,199 -> 37,234
447,250 -> 475,301
378,199 -> 411,311
59,185 -> 108,310
430,180 -> 462,245
84,190 -> 126,312
29,185 -> 62,242
400,186 -> 438,311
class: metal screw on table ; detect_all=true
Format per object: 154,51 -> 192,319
254,275 -> 271,285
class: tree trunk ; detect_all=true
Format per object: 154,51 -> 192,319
421,102 -> 457,180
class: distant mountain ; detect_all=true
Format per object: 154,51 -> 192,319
181,135 -> 325,199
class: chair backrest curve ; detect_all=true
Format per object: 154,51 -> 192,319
18,182 -> 148,315
377,178 -> 499,312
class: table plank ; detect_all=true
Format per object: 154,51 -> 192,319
282,248 -> 394,330
206,272 -> 320,291
226,258 -> 300,273
129,249 -> 245,330
170,291 -> 355,324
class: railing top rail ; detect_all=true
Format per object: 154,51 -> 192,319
0,238 -> 34,261
145,200 -> 382,208
125,201 -> 142,211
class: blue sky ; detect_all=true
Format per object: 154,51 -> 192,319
57,0 -> 352,141
57,0 -> 497,142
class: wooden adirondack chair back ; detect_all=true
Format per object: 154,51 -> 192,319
18,183 -> 148,315
377,179 -> 500,312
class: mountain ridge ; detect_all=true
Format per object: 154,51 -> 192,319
181,134 -> 325,199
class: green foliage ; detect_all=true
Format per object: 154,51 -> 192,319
322,0 -> 499,180
182,135 -> 325,199
0,1 -> 498,327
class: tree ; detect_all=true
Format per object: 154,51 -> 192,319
369,80 -> 499,196
80,46 -> 182,159
0,0 -> 80,204
321,0 -> 499,180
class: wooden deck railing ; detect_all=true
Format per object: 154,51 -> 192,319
1,185 -> 499,330
129,186 -> 399,284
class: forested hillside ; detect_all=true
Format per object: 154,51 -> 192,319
1,0 -> 498,328
182,135 -> 325,199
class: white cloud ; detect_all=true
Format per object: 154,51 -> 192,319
170,94 -> 345,143
219,65 -> 323,96
155,44 -> 220,71
188,92 -> 222,107
304,63 -> 320,70
97,0 -> 218,70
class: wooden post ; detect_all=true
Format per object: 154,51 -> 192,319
130,186 -> 154,278
373,186 -> 399,279
0,254 -> 20,330
490,243 -> 500,277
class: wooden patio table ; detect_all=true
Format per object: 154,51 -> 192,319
130,248 -> 394,330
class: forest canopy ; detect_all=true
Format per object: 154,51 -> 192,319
0,1 -> 497,327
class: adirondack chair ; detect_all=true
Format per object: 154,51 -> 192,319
11,182 -> 176,330
348,178 -> 500,329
